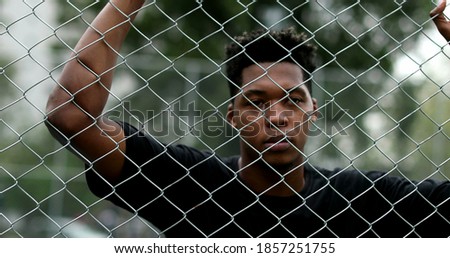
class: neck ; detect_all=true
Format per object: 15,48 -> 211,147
238,157 -> 305,197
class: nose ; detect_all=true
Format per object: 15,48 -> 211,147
265,102 -> 289,128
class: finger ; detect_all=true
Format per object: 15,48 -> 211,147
430,0 -> 447,17
429,0 -> 450,42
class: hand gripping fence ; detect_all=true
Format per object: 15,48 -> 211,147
0,0 -> 449,237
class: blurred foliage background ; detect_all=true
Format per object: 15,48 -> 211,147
0,0 -> 448,237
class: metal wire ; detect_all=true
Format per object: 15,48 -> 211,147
0,0 -> 448,237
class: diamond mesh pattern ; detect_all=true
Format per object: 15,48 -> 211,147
0,0 -> 449,237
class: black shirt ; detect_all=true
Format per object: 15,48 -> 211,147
86,122 -> 450,237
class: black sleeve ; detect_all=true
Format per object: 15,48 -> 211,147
305,166 -> 450,237
367,171 -> 450,236
331,169 -> 450,237
85,122 -> 234,228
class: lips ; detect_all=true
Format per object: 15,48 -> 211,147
263,135 -> 291,152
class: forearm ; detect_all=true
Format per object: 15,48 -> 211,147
48,0 -> 145,119
74,0 -> 145,76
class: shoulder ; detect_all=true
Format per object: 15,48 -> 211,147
304,164 -> 377,182
305,164 -> 391,183
303,164 -> 395,198
304,163 -> 450,200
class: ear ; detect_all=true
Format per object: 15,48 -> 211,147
226,102 -> 237,128
310,98 -> 319,122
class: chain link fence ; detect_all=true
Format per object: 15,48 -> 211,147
1,0 -> 449,237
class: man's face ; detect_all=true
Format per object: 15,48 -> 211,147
227,62 -> 317,169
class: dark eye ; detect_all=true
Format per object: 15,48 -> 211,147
288,96 -> 303,104
250,99 -> 266,109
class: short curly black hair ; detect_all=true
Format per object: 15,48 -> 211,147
224,27 -> 317,102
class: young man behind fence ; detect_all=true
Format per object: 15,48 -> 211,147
46,0 -> 450,237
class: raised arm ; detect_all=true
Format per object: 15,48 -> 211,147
46,0 -> 146,181
430,0 -> 450,42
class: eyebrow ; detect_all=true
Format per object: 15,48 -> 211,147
285,85 -> 308,96
242,85 -> 308,97
242,89 -> 267,97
